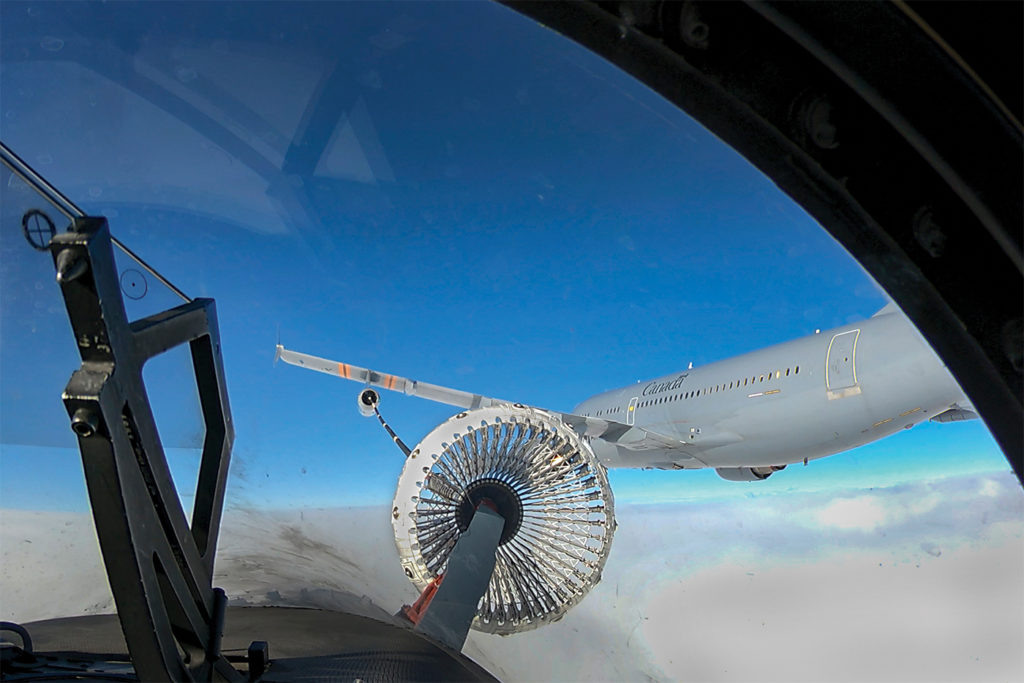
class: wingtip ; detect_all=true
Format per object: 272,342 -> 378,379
274,343 -> 284,364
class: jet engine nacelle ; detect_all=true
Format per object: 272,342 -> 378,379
715,465 -> 786,481
357,388 -> 380,417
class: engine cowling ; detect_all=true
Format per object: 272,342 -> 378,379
357,388 -> 379,417
715,465 -> 786,481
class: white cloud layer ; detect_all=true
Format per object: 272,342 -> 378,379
815,494 -> 889,529
813,491 -> 943,531
2,471 -> 1022,681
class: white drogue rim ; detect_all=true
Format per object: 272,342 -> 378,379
392,404 -> 615,634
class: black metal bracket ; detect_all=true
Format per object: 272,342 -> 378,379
51,216 -> 241,682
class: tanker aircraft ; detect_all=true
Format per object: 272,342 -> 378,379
276,303 -> 976,481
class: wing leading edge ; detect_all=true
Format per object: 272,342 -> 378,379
276,345 -> 504,410
275,345 -> 699,459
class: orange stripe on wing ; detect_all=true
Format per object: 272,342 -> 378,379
337,363 -> 350,379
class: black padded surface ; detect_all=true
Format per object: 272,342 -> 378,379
14,607 -> 497,682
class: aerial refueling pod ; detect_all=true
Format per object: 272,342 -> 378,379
715,465 -> 786,481
358,388 -> 379,417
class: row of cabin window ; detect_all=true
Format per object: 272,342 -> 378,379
585,365 -> 800,416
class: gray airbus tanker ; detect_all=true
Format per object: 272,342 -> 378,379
276,303 -> 977,482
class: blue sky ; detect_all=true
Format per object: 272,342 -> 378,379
0,1 -> 1013,513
